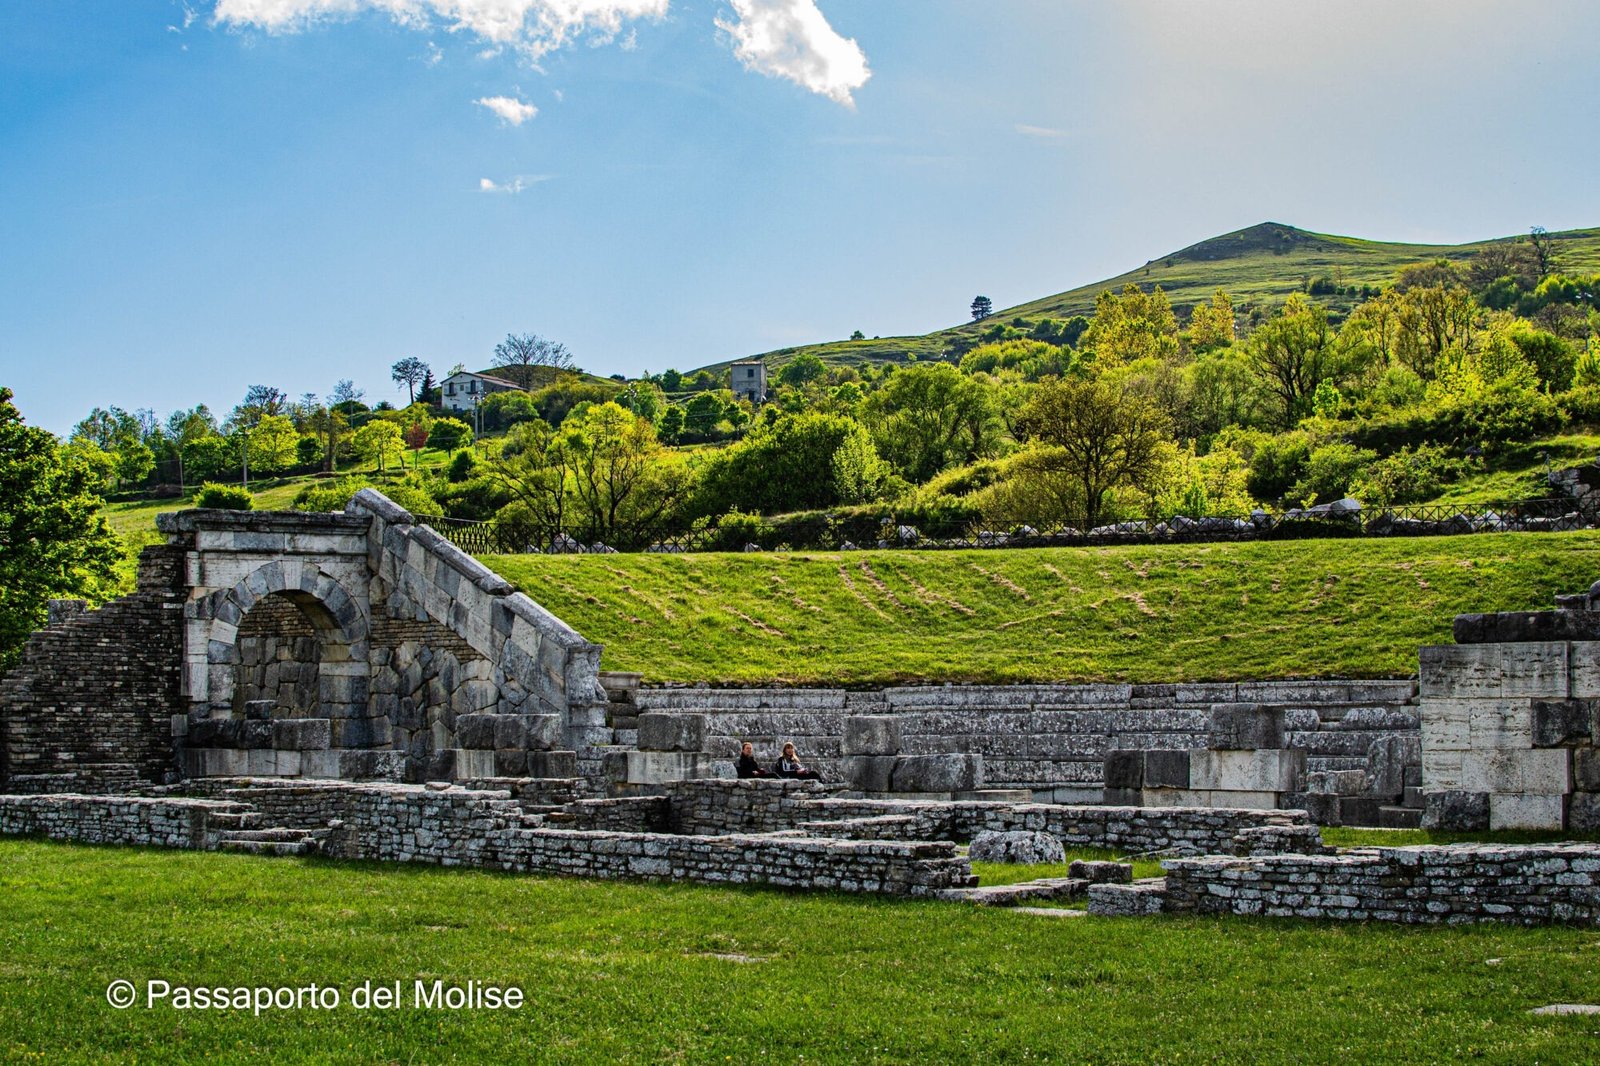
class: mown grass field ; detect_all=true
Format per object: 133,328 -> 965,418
485,531 -> 1600,685
4,839 -> 1599,1065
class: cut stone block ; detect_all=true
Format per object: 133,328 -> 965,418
1102,750 -> 1144,789
1459,749 -> 1571,795
271,718 -> 330,751
1568,792 -> 1600,831
1069,860 -> 1132,884
525,750 -> 578,779
1421,789 -> 1490,830
842,716 -> 902,757
1189,749 -> 1304,793
840,755 -> 897,793
969,830 -> 1065,865
625,750 -> 717,785
1143,749 -> 1190,789
1532,699 -> 1594,748
890,754 -> 983,793
1207,704 -> 1284,750
637,713 -> 708,753
1489,792 -> 1566,831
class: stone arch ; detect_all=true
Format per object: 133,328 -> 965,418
203,563 -> 370,722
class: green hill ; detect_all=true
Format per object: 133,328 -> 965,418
696,221 -> 1600,375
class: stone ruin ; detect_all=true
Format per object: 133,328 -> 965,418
2,489 -> 1599,924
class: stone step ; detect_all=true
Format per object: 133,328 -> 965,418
218,838 -> 316,857
221,827 -> 317,843
1378,805 -> 1423,829
937,878 -> 1088,906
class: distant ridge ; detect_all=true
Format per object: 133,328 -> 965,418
690,222 -> 1600,376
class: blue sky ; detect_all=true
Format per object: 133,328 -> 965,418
2,0 -> 1598,435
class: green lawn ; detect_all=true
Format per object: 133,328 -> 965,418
3,840 -> 1598,1064
484,531 -> 1600,685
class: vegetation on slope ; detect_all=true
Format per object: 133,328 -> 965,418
4,840 -> 1598,1064
485,532 -> 1600,685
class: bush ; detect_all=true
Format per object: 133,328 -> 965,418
447,450 -> 479,483
293,476 -> 371,513
1245,432 -> 1312,503
1350,444 -> 1464,506
1289,443 -> 1377,506
194,482 -> 253,510
703,509 -> 775,552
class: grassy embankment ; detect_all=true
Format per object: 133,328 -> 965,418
4,839 -> 1599,1064
485,531 -> 1600,685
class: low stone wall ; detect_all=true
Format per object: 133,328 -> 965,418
664,778 -> 843,834
0,793 -> 250,849
801,796 -> 1317,856
0,783 -> 971,898
637,681 -> 1419,801
1160,844 -> 1600,924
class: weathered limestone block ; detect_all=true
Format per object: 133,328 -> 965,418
1458,749 -> 1570,795
1532,699 -> 1596,748
842,716 -> 902,756
625,751 -> 719,785
1365,734 -> 1420,800
1421,789 -> 1490,830
1103,750 -> 1144,789
637,713 -> 708,753
840,755 -> 897,793
271,718 -> 331,751
1489,792 -> 1567,830
1420,643 -> 1570,700
1189,749 -> 1304,793
1575,749 -> 1600,792
1143,749 -> 1191,789
1568,792 -> 1600,831
1069,860 -> 1133,884
526,750 -> 579,778
890,754 -> 983,793
1208,704 -> 1285,750
968,830 -> 1064,865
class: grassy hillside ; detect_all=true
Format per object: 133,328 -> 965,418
698,222 -> 1600,374
485,532 -> 1600,685
6,840 -> 1598,1064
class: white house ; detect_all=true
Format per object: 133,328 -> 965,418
440,371 -> 520,413
730,360 -> 767,403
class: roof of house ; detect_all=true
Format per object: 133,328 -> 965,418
443,370 -> 522,389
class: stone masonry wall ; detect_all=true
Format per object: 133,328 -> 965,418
0,784 -> 971,898
0,545 -> 186,793
637,680 -> 1419,801
1160,844 -> 1600,924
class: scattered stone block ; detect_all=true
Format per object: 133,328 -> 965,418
969,830 -> 1065,865
1068,860 -> 1132,884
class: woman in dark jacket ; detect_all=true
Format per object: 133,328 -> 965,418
735,741 -> 770,778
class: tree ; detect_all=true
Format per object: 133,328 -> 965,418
563,403 -> 687,544
1188,289 -> 1236,351
1082,284 -> 1180,367
971,296 -> 994,321
0,389 -> 121,671
428,417 -> 472,454
1529,226 -> 1558,280
1015,376 -> 1172,530
404,422 -> 430,469
850,330 -> 866,341
352,420 -> 404,473
492,332 -> 574,388
165,406 -> 217,494
777,354 -> 828,388
1250,294 -> 1341,429
416,368 -> 440,407
390,357 -> 430,404
862,363 -> 1002,482
248,414 -> 299,475
70,406 -> 151,490
694,412 -> 887,515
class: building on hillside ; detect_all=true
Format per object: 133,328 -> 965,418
440,371 -> 520,413
730,360 -> 767,403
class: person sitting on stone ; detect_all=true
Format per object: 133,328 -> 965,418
735,741 -> 770,779
773,742 -> 823,781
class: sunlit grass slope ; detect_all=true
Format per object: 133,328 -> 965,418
486,531 -> 1600,685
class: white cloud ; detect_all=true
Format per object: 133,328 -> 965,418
715,0 -> 870,106
478,173 -> 550,193
475,94 -> 538,124
1015,123 -> 1067,139
212,0 -> 669,59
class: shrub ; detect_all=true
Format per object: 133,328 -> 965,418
703,509 -> 775,552
447,449 -> 479,483
1351,444 -> 1464,506
1245,432 -> 1313,503
194,482 -> 253,510
1289,442 -> 1376,506
293,476 -> 371,513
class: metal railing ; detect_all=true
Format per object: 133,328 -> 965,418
420,495 -> 1600,556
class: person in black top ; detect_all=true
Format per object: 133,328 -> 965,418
735,741 -> 770,778
773,742 -> 823,781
